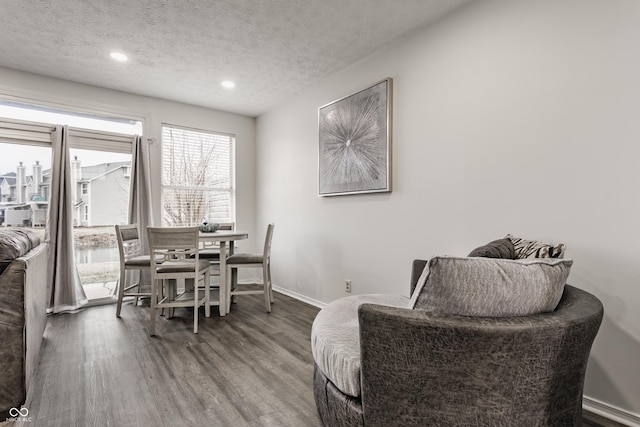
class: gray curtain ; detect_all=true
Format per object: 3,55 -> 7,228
126,135 -> 153,288
46,125 -> 87,313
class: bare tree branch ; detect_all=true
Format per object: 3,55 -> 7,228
162,129 -> 218,226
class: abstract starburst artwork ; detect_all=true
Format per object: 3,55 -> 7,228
318,78 -> 392,196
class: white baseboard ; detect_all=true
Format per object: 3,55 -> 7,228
272,285 -> 325,309
583,397 -> 640,427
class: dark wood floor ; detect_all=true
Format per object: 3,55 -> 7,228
20,292 -> 322,426
7,292 -> 624,426
582,410 -> 628,427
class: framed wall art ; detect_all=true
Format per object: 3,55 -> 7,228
318,78 -> 392,196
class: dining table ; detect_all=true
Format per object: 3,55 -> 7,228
199,229 -> 248,316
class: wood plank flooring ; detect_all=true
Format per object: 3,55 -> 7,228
582,411 -> 629,427
19,292 -> 322,427
4,292 -> 625,427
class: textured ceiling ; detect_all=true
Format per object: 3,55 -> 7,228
0,0 -> 474,117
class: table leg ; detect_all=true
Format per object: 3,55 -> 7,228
227,240 -> 236,313
219,241 -> 228,316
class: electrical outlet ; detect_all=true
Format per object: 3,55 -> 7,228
345,280 -> 352,293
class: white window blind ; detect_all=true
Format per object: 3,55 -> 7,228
68,127 -> 135,153
161,124 -> 235,226
0,118 -> 54,146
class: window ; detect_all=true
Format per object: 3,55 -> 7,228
161,124 -> 235,226
81,182 -> 88,195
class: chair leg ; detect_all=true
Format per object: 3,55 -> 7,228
226,265 -> 234,314
219,266 -> 228,317
262,266 -> 271,313
116,268 -> 126,317
267,262 -> 273,304
193,280 -> 199,334
133,269 -> 141,307
150,279 -> 158,336
166,280 -> 175,319
204,271 -> 211,318
231,268 -> 238,304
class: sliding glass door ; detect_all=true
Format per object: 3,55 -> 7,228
70,148 -> 132,302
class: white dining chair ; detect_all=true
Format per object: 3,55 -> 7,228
115,224 -> 154,318
188,222 -> 235,308
147,226 -> 210,335
226,223 -> 275,313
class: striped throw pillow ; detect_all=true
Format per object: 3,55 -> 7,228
506,234 -> 565,259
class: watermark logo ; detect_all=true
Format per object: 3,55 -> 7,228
6,407 -> 32,422
10,408 -> 29,417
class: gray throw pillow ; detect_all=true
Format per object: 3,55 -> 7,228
410,256 -> 572,317
468,238 -> 515,259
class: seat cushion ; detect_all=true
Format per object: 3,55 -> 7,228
124,254 -> 157,266
311,294 -> 410,398
125,254 -> 166,267
227,252 -> 263,264
156,259 -> 211,273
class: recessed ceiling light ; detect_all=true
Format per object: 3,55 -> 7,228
110,52 -> 128,62
221,80 -> 236,89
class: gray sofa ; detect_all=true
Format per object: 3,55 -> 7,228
312,258 -> 604,426
0,229 -> 48,419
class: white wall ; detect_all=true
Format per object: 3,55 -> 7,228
257,0 -> 640,418
0,67 -> 258,250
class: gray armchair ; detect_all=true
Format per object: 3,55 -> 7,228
313,259 -> 604,426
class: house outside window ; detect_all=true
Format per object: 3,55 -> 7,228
161,124 -> 235,226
